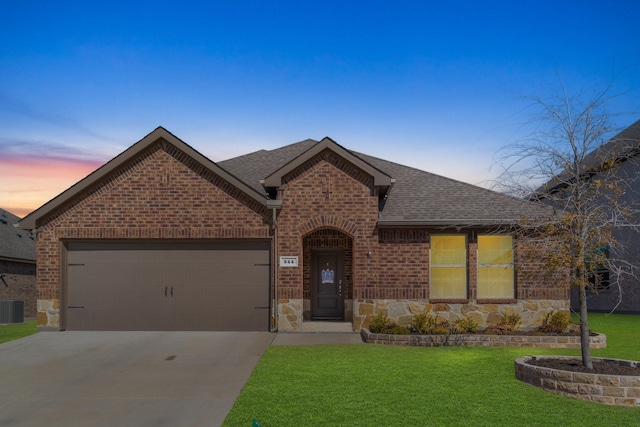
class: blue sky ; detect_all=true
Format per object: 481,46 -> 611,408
1,1 -> 639,216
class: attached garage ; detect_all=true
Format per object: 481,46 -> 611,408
63,241 -> 271,331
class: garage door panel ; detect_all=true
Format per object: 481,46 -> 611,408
65,241 -> 270,331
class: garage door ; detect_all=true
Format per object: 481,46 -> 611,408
64,241 -> 271,331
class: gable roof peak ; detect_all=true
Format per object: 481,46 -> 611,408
262,136 -> 393,188
18,127 -> 271,230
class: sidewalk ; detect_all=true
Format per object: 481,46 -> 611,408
272,332 -> 363,345
271,321 -> 364,345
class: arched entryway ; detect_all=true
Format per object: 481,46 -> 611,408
302,228 -> 353,322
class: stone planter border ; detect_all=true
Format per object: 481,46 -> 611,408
360,328 -> 607,349
515,356 -> 640,406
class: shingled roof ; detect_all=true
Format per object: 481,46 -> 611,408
536,118 -> 640,196
582,118 -> 640,171
0,209 -> 35,262
220,138 -> 553,226
20,128 -> 552,231
218,138 -> 318,195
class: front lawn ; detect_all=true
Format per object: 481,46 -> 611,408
0,319 -> 37,344
223,314 -> 640,426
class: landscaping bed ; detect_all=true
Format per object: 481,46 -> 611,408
360,328 -> 607,348
515,356 -> 640,406
362,310 -> 606,348
527,356 -> 640,375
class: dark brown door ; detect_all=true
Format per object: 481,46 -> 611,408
65,241 -> 270,331
311,250 -> 344,320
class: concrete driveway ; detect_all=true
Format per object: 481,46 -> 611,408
0,331 -> 275,427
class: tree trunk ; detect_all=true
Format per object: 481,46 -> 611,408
578,284 -> 593,369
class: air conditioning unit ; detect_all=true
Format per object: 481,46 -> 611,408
0,300 -> 24,324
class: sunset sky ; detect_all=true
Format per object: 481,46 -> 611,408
2,1 -> 639,218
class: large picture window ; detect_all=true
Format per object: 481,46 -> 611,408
477,235 -> 514,299
430,235 -> 467,299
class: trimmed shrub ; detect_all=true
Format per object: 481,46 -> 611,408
388,324 -> 410,335
491,313 -> 522,335
538,311 -> 570,334
369,313 -> 392,333
451,317 -> 479,334
410,312 -> 437,334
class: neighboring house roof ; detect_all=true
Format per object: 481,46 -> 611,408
537,119 -> 640,195
0,209 -> 35,262
20,127 -> 553,230
583,118 -> 640,171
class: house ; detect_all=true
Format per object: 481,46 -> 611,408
536,119 -> 640,314
0,208 -> 36,319
18,127 -> 567,331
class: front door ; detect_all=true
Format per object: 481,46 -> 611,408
311,250 -> 344,320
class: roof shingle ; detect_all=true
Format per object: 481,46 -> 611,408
0,209 -> 35,262
218,138 -> 553,225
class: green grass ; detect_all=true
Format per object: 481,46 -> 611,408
223,314 -> 640,426
0,319 -> 37,344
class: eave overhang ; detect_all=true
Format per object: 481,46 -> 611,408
0,255 -> 36,264
377,219 -> 515,228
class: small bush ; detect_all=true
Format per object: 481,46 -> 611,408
431,325 -> 451,335
368,313 -> 392,333
492,313 -> 521,335
368,313 -> 410,334
451,317 -> 479,334
388,324 -> 410,335
410,312 -> 438,334
538,311 -> 570,334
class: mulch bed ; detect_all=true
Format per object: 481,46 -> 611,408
527,357 -> 640,376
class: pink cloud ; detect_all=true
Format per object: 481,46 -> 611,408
0,154 -> 105,217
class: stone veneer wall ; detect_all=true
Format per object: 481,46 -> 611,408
353,299 -> 569,331
278,299 -> 303,331
37,299 -> 59,330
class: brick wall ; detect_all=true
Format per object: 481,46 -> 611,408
32,138 -> 570,331
360,229 -> 429,300
276,152 -> 569,330
35,141 -> 272,327
516,238 -> 570,301
276,149 -> 379,302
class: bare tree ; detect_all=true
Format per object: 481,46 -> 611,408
494,80 -> 640,369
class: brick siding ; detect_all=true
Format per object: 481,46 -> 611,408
35,141 -> 271,319
276,149 -> 379,302
33,139 -> 569,331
